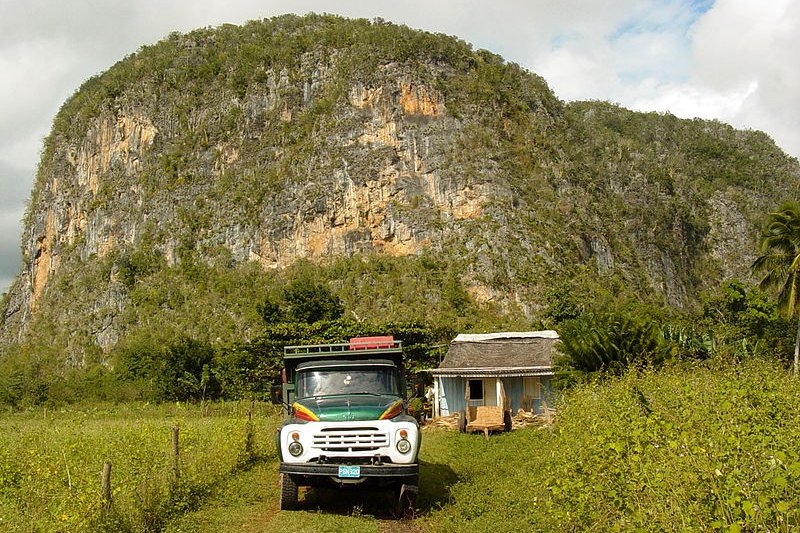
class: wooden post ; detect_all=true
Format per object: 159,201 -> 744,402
101,461 -> 112,512
432,379 -> 440,418
171,426 -> 180,482
542,398 -> 552,426
245,407 -> 254,459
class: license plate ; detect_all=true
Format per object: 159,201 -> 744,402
338,465 -> 361,478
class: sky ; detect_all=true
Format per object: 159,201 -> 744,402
1,0 -> 798,295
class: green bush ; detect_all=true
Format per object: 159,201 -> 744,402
699,279 -> 793,362
117,337 -> 219,402
277,277 -> 344,324
555,310 -> 667,383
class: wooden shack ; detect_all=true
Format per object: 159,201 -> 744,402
429,331 -> 558,418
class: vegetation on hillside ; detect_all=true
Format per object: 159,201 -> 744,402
2,14 -> 798,376
0,206 -> 795,409
0,14 -> 798,413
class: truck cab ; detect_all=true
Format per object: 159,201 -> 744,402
274,337 -> 420,516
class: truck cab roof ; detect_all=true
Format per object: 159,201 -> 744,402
296,358 -> 399,371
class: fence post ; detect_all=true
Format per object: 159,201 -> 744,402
245,407 -> 254,460
101,461 -> 112,513
542,398 -> 552,426
171,426 -> 180,483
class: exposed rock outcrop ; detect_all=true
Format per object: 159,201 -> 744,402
2,14 -> 798,356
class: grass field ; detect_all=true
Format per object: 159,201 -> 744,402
2,360 -> 800,532
0,401 -> 276,532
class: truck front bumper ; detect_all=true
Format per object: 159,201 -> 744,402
280,462 -> 418,477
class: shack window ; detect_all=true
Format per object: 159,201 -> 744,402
523,377 -> 541,400
467,379 -> 484,400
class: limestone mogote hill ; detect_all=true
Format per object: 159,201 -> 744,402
1,14 -> 798,365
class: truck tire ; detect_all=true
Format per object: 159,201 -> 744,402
395,483 -> 418,520
504,409 -> 512,432
458,410 -> 467,433
279,473 -> 299,510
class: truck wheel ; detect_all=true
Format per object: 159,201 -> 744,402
458,410 -> 467,433
395,483 -> 418,520
279,473 -> 299,510
504,410 -> 512,432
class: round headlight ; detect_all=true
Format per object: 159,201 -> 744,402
288,441 -> 303,457
396,438 -> 412,454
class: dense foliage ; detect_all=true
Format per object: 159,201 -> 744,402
0,251 -> 510,406
752,200 -> 800,373
552,280 -> 793,384
555,310 -> 666,381
424,361 -> 800,532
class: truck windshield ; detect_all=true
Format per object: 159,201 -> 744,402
297,367 -> 401,398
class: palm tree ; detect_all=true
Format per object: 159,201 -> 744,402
752,201 -> 800,375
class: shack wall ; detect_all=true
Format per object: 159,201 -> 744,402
436,375 -> 553,416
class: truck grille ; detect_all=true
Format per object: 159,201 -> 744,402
312,426 -> 388,452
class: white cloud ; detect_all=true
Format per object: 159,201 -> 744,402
532,0 -> 701,103
0,206 -> 23,295
0,39 -> 77,156
630,79 -> 759,120
687,0 -> 800,153
535,0 -> 799,158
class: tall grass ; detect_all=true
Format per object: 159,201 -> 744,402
0,402 -> 280,532
420,360 -> 800,532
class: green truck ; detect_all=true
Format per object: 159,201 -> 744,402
273,336 -> 420,517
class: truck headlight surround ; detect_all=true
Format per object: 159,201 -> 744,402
288,432 -> 303,457
395,429 -> 411,455
288,441 -> 303,457
396,438 -> 412,454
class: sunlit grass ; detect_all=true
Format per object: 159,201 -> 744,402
0,402 -> 281,532
4,362 -> 800,532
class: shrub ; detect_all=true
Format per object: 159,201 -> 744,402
555,310 -> 666,384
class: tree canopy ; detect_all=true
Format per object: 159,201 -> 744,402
752,201 -> 800,374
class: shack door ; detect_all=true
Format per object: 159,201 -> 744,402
466,378 -> 501,407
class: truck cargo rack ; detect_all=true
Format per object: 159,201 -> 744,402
284,338 -> 403,358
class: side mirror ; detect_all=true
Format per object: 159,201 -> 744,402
270,384 -> 283,405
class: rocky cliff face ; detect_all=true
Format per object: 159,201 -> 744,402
2,14 -> 799,356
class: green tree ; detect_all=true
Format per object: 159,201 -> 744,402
256,296 -> 283,325
117,336 -> 220,401
752,201 -> 800,375
158,337 -> 219,401
282,278 -> 344,323
695,279 -> 791,361
442,271 -> 470,315
542,281 -> 582,326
